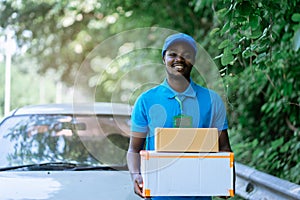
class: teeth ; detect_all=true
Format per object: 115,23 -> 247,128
175,66 -> 184,71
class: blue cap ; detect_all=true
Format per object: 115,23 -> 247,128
162,33 -> 197,57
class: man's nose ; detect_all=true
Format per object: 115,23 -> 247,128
175,54 -> 185,62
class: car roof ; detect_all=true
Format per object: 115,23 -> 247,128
9,102 -> 132,116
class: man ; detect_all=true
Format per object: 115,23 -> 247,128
127,33 -> 233,200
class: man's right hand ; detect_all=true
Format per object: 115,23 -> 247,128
133,174 -> 144,198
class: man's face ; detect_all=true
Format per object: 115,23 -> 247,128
163,41 -> 195,80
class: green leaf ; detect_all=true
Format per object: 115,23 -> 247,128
282,32 -> 293,41
291,13 -> 300,22
254,52 -> 267,64
221,49 -> 234,66
237,1 -> 252,16
271,137 -> 284,150
235,16 -> 247,23
249,14 -> 260,30
293,29 -> 300,51
232,47 -> 241,54
216,8 -> 229,18
261,103 -> 271,114
218,39 -> 231,49
242,48 -> 255,58
250,28 -> 262,39
252,139 -> 259,147
253,148 -> 263,158
209,28 -> 220,36
221,21 -> 230,35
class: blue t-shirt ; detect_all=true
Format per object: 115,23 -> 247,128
131,79 -> 228,200
131,79 -> 228,150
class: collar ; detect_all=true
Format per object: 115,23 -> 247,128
161,78 -> 197,99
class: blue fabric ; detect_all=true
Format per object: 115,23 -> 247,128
162,33 -> 198,57
131,79 -> 228,151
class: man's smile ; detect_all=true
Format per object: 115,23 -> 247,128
172,63 -> 185,72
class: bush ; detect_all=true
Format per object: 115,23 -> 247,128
209,0 -> 300,184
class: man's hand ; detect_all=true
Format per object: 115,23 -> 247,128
133,174 -> 144,198
127,132 -> 146,198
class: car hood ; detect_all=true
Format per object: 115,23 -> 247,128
0,171 -> 141,200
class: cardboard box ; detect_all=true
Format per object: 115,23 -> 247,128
140,151 -> 234,197
155,128 -> 219,152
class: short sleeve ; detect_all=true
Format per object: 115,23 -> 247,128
131,95 -> 149,133
211,92 -> 228,131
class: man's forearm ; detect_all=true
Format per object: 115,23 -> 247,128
219,130 -> 232,152
127,150 -> 141,179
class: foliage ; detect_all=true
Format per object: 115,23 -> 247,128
209,0 -> 300,184
0,0 -> 214,86
0,55 -> 57,117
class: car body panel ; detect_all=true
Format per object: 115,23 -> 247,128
0,171 -> 140,200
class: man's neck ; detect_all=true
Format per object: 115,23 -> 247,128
167,76 -> 190,93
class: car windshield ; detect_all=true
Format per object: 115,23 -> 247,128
0,114 -> 131,169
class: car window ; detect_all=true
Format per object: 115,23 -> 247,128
0,114 -> 131,168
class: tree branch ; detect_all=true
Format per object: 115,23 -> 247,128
285,117 -> 299,134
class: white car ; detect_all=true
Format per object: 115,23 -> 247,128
0,103 -> 140,200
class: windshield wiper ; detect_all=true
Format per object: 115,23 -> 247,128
0,162 -> 85,171
71,165 -> 128,171
0,162 -> 128,171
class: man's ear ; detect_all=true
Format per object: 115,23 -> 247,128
162,56 -> 166,64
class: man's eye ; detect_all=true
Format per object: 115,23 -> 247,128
168,53 -> 177,57
183,54 -> 191,59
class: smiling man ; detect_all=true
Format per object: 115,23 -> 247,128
127,33 -> 233,200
